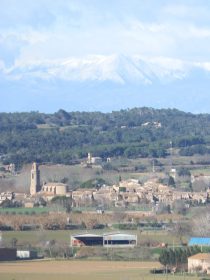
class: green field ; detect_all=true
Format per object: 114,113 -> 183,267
0,207 -> 50,215
1,229 -> 184,247
1,229 -> 187,262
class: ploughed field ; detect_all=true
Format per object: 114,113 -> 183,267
0,260 -> 200,280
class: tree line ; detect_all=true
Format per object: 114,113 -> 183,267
2,108 -> 210,166
159,246 -> 201,267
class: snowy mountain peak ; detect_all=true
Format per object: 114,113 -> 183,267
4,54 -> 210,85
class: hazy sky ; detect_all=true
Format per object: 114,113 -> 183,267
2,0 -> 210,63
1,0 -> 210,112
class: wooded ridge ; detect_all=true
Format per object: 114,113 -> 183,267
1,107 -> 210,166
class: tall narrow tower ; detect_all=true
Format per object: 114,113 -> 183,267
30,162 -> 41,195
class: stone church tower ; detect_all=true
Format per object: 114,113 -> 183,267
30,162 -> 41,195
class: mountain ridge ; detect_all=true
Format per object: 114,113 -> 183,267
1,54 -> 210,113
6,54 -> 210,84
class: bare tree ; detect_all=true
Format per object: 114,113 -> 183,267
172,200 -> 187,215
193,207 -> 210,236
173,221 -> 192,244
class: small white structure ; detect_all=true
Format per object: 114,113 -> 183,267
170,168 -> 177,179
87,153 -> 102,165
103,233 -> 137,248
17,250 -> 37,259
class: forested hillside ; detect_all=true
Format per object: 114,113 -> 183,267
1,107 -> 210,166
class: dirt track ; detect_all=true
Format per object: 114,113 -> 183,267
0,260 -> 161,274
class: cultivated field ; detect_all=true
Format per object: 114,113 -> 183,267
0,260 -> 201,280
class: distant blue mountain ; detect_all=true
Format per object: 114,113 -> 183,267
1,54 -> 210,113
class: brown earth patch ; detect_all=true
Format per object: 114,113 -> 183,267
0,260 -> 161,274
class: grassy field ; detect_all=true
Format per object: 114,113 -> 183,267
0,207 -> 50,215
0,260 -> 203,280
1,229 -> 184,247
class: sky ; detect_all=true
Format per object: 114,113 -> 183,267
1,0 -> 210,113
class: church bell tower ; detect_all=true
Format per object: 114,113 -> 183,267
30,162 -> 41,195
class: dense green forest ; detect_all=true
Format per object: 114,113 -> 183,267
1,107 -> 210,166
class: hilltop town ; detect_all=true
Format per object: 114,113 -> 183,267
28,162 -> 210,210
0,154 -> 210,215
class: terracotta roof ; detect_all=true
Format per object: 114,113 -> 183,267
188,253 -> 210,260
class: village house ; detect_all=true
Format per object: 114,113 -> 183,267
4,163 -> 15,174
0,192 -> 14,204
72,189 -> 95,207
42,182 -> 69,197
93,186 -> 116,206
87,153 -> 102,165
188,253 -> 210,274
122,193 -> 139,205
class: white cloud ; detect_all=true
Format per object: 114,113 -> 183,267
0,1 -> 210,65
0,60 -> 5,70
1,1 -> 210,90
162,3 -> 210,21
188,26 -> 210,38
194,62 -> 210,72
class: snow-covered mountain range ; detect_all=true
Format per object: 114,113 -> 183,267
1,54 -> 210,113
5,54 -> 210,84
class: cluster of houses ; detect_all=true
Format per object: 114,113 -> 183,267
70,179 -> 210,209
20,162 -> 209,209
0,162 -> 209,209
